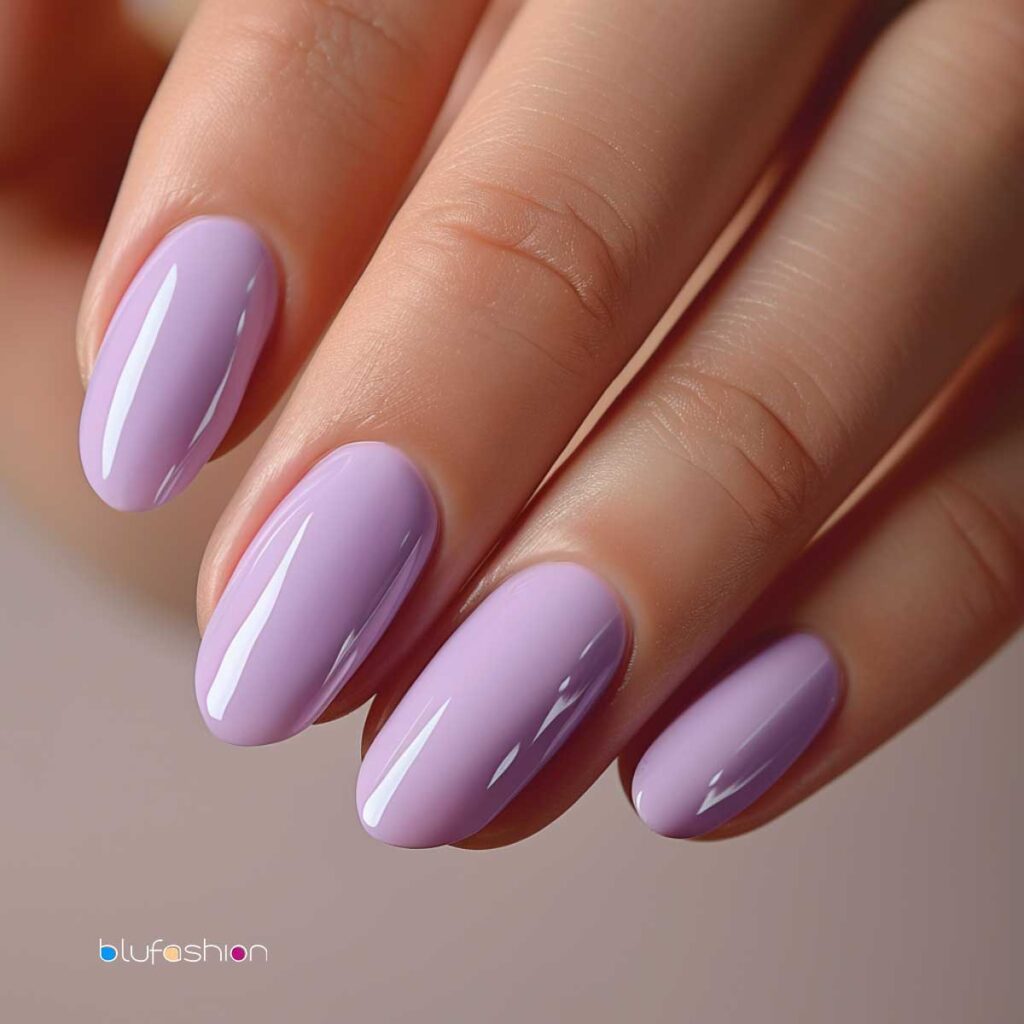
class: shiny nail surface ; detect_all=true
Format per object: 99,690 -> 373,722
79,216 -> 277,511
195,442 -> 437,746
632,633 -> 840,839
357,562 -> 628,848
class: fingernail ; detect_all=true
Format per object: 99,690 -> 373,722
195,442 -> 437,746
357,562 -> 628,848
79,216 -> 278,511
631,633 -> 841,839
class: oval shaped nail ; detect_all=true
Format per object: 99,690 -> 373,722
79,216 -> 278,511
195,442 -> 437,746
357,562 -> 628,849
631,633 -> 841,839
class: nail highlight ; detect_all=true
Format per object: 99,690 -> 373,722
195,442 -> 437,746
79,216 -> 278,511
632,633 -> 840,839
357,562 -> 628,849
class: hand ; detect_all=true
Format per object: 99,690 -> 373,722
0,1 -> 259,610
71,0 -> 1023,847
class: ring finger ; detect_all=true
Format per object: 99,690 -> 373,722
355,0 -> 1024,848
194,0 -> 858,744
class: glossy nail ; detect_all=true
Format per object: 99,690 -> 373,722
195,442 -> 436,746
79,216 -> 278,511
632,633 -> 841,839
357,562 -> 628,848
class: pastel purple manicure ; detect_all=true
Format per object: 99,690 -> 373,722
357,562 -> 628,849
79,216 -> 278,511
195,442 -> 437,746
632,633 -> 841,839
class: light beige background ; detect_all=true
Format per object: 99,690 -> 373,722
1,1 -> 1020,1019
0,490 -> 1020,1022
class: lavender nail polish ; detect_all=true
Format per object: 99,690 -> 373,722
79,216 -> 278,511
632,633 -> 841,839
357,562 -> 628,849
195,442 -> 437,746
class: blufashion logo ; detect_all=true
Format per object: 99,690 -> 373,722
98,939 -> 268,965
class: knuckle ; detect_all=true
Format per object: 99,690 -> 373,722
638,363 -> 829,539
226,0 -> 423,134
410,167 -> 638,366
930,472 -> 1024,630
298,0 -> 426,71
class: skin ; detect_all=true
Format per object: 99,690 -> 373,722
0,1 -> 228,612
3,0 -> 1021,847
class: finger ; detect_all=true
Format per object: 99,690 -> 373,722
195,0 -> 860,741
405,0 -> 525,188
355,0 -> 1024,848
77,0 -> 489,510
625,315 -> 1024,839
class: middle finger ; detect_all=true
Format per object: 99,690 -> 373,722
196,0 -> 858,744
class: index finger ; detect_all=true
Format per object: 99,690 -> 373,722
78,0 -> 487,510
